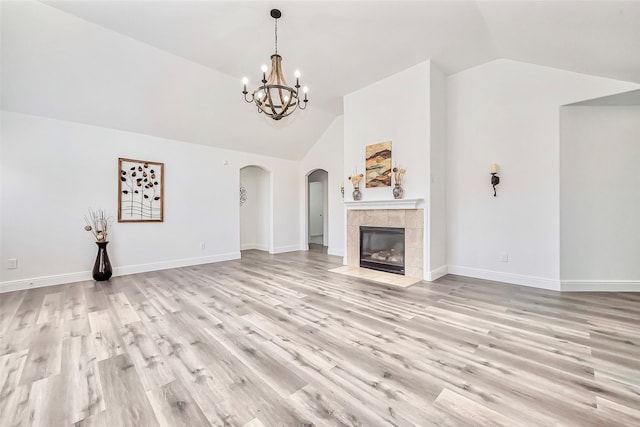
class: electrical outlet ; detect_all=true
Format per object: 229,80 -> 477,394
499,252 -> 509,262
7,258 -> 18,269
200,242 -> 206,250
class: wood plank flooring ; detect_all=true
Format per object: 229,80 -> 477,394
1,249 -> 639,426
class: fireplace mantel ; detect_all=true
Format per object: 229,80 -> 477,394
344,198 -> 424,210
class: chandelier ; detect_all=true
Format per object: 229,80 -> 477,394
242,9 -> 308,120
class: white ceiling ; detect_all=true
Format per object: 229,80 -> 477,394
568,88 -> 640,105
4,1 -> 640,159
44,0 -> 640,114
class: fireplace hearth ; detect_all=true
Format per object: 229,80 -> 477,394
360,226 -> 405,275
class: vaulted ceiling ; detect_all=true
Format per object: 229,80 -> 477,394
3,1 -> 640,159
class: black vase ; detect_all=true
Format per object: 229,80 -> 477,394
93,241 -> 112,281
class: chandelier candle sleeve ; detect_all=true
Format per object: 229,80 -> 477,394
242,9 -> 309,120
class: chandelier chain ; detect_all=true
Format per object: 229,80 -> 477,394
274,17 -> 278,55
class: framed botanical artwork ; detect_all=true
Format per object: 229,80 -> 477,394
365,141 -> 392,188
118,158 -> 164,222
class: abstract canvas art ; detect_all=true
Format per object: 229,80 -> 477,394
118,158 -> 164,222
365,141 -> 392,188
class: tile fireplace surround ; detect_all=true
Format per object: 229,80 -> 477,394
346,208 -> 424,279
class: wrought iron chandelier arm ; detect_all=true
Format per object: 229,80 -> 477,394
242,91 -> 255,103
298,87 -> 309,110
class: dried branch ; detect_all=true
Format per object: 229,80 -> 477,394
84,208 -> 113,242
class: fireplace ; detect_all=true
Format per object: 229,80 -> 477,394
360,226 -> 405,275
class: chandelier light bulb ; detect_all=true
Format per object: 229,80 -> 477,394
261,64 -> 268,73
257,91 -> 264,99
284,95 -> 290,103
242,77 -> 248,85
303,86 -> 309,93
294,70 -> 301,78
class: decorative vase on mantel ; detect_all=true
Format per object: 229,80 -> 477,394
348,172 -> 364,201
392,166 -> 406,200
352,187 -> 362,201
393,183 -> 404,199
93,241 -> 112,281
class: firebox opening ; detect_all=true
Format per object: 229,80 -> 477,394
360,226 -> 405,275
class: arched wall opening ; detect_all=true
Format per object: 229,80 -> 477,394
239,165 -> 273,254
305,168 -> 329,252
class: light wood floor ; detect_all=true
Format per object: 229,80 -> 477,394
1,250 -> 639,426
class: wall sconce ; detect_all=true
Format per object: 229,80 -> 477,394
490,163 -> 500,197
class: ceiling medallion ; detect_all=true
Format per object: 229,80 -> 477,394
242,9 -> 308,120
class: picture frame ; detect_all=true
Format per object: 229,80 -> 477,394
118,158 -> 164,222
365,141 -> 392,188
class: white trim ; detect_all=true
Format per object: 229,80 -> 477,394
0,271 -> 91,294
447,265 -> 561,291
271,244 -> 306,254
561,280 -> 640,292
114,252 -> 240,276
328,247 -> 344,257
0,252 -> 240,294
240,243 -> 269,251
344,198 -> 424,210
427,265 -> 448,281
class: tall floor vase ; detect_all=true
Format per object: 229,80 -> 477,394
93,241 -> 112,281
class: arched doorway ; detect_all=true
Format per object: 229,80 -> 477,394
239,165 -> 272,254
306,169 -> 328,253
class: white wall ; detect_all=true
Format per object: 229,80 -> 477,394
344,62 -> 430,204
447,59 -> 639,290
300,116 -> 345,257
428,63 -> 448,279
240,166 -> 270,251
0,111 -> 303,292
560,106 -> 640,291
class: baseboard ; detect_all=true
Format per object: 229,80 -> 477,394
271,244 -> 306,254
114,252 -> 240,276
427,265 -> 448,281
0,252 -> 241,294
328,247 -> 345,257
561,280 -> 640,292
446,265 -> 561,291
0,271 -> 93,294
240,243 -> 269,251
